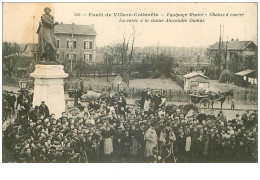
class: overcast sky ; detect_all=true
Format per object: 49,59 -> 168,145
3,3 -> 257,47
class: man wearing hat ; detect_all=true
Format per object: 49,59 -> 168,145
140,88 -> 147,109
17,105 -> 29,133
106,91 -> 116,107
39,101 -> 50,119
153,90 -> 162,113
9,91 -> 16,111
117,93 -> 126,111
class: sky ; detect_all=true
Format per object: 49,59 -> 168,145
2,3 -> 257,47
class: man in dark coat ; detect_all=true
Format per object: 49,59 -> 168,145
39,101 -> 50,119
106,92 -> 116,107
197,111 -> 207,124
118,94 -> 126,110
113,127 -> 125,162
9,91 -> 16,111
153,91 -> 162,113
74,78 -> 83,105
83,134 -> 94,162
29,106 -> 40,123
140,89 -> 147,109
241,111 -> 249,124
16,92 -> 24,109
17,106 -> 29,132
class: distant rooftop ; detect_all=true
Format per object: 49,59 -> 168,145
183,71 -> 209,79
24,43 -> 38,52
54,23 -> 96,36
208,40 -> 256,50
235,69 -> 256,76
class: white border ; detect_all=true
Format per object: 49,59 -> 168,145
1,1 -> 259,180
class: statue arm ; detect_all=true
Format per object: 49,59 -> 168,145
41,16 -> 53,28
41,15 -> 58,28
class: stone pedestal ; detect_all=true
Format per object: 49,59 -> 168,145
30,64 -> 68,118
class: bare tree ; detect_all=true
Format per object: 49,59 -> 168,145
2,42 -> 20,78
108,26 -> 136,79
103,51 -> 115,82
73,58 -> 90,77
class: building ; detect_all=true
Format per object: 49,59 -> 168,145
38,23 -> 97,63
234,69 -> 257,87
183,71 -> 210,91
54,23 -> 96,63
207,40 -> 257,64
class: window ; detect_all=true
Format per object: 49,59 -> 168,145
67,40 -> 70,48
191,81 -> 198,87
84,54 -> 93,62
67,40 -> 74,48
57,53 -> 60,60
73,53 -> 76,60
66,53 -> 76,60
56,40 -> 60,48
73,40 -> 77,49
84,41 -> 93,49
198,82 -> 209,90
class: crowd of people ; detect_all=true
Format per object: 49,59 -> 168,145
3,89 -> 33,122
2,88 -> 258,163
3,91 -> 17,121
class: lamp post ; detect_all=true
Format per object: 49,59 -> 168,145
114,74 -> 122,115
68,40 -> 73,72
19,76 -> 28,96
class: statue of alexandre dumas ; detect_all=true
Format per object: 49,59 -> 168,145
38,7 -> 58,62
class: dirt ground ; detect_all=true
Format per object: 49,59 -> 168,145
209,80 -> 248,92
4,76 -> 252,94
128,78 -> 183,90
66,77 -> 183,91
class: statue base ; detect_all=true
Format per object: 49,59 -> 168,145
37,60 -> 61,65
30,64 -> 69,118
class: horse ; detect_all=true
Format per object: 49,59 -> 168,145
208,90 -> 233,109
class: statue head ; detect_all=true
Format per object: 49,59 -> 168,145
44,7 -> 51,15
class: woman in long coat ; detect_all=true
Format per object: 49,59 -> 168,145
145,125 -> 158,157
102,127 -> 113,156
144,90 -> 152,113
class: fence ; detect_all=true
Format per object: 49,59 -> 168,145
64,82 -> 257,105
64,82 -> 190,102
233,90 -> 257,105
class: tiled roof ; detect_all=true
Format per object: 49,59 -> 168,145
183,71 -> 209,79
54,23 -> 96,35
24,43 -> 38,52
235,69 -> 255,76
19,44 -> 27,52
208,41 -> 256,50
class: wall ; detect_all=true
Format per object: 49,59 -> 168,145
55,33 -> 96,62
186,76 -> 209,91
242,50 -> 257,56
